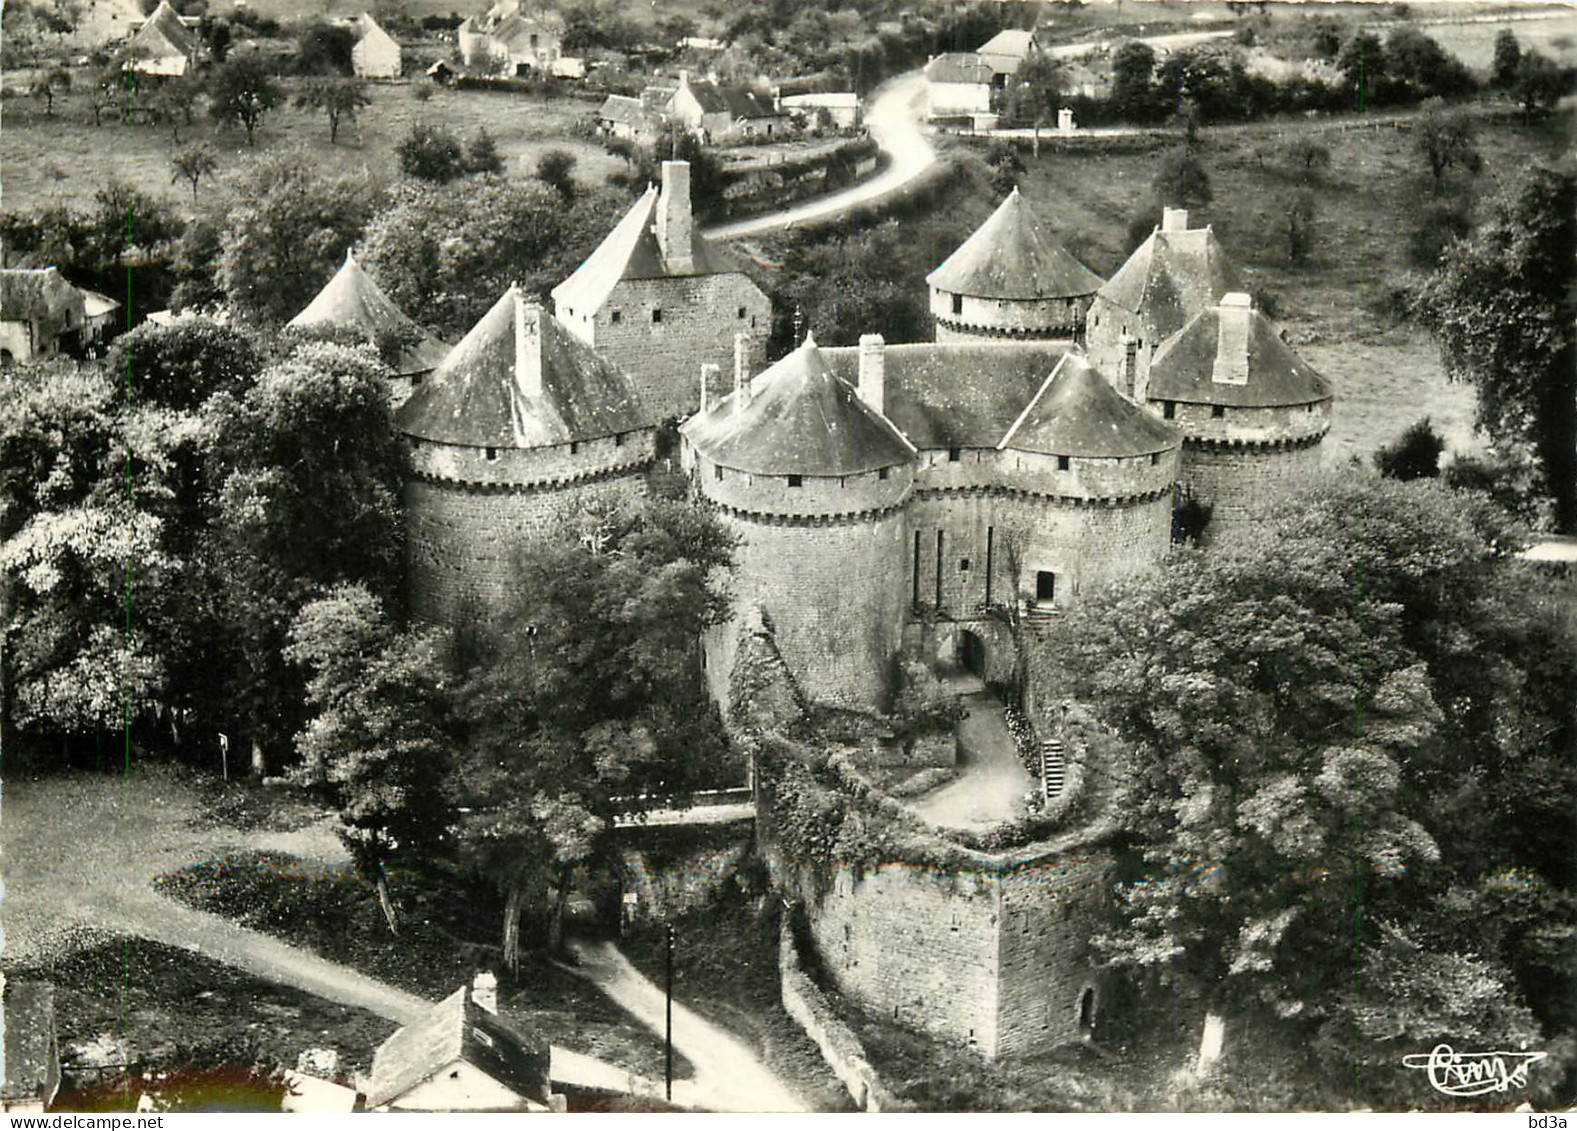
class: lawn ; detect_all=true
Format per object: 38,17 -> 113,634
0,75 -> 622,217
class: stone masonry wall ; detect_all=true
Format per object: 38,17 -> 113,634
931,290 -> 1091,343
1182,437 -> 1326,545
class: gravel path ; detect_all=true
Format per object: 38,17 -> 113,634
907,691 -> 1034,831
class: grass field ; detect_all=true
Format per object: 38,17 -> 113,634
0,76 -> 621,216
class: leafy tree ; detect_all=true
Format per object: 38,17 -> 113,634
621,126 -> 727,220
287,585 -> 453,931
1413,97 -> 1480,190
535,148 -> 578,201
1419,165 -> 1577,531
30,68 -> 70,115
169,144 -> 218,204
88,66 -> 123,128
296,20 -> 356,75
1283,137 -> 1330,181
207,56 -> 282,146
986,141 -> 1024,198
200,15 -> 234,63
1512,51 -> 1569,120
108,315 -> 261,411
397,122 -> 467,183
1407,199 -> 1473,269
295,77 -> 371,143
1152,145 -> 1212,209
1109,40 -> 1157,123
1386,26 -> 1475,98
1491,28 -> 1522,89
1336,30 -> 1385,109
1003,51 -> 1064,127
1374,417 -> 1445,480
466,128 -> 505,176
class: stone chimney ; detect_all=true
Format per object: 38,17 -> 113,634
857,333 -> 885,415
472,971 -> 498,1014
513,290 -> 542,400
1161,207 -> 1189,233
657,161 -> 695,274
700,361 -> 720,414
734,331 -> 752,409
1212,293 -> 1252,386
1119,334 -> 1139,399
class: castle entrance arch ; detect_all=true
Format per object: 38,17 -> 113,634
958,629 -> 987,679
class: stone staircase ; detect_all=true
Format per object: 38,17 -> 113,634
1024,602 -> 1059,631
1041,737 -> 1065,798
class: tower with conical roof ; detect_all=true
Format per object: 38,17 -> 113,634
396,287 -> 656,625
681,333 -> 916,709
1143,292 -> 1333,541
927,187 -> 1104,345
1085,206 -> 1244,400
289,251 -> 449,406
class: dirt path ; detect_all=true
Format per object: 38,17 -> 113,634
908,691 -> 1034,831
563,938 -> 809,1113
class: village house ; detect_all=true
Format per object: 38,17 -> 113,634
0,267 -> 117,364
662,71 -> 786,142
457,1 -> 565,76
123,0 -> 201,77
595,93 -> 665,142
924,53 -> 994,120
347,12 -> 402,79
976,27 -> 1042,88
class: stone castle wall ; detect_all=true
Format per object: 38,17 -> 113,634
1181,435 -> 1327,544
559,274 -> 772,423
931,290 -> 1092,344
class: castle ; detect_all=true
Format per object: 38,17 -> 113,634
292,161 -> 1335,1059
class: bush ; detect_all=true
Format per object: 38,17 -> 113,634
1409,199 -> 1473,268
1375,417 -> 1446,480
397,122 -> 467,182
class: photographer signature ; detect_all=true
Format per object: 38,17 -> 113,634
1402,1044 -> 1548,1097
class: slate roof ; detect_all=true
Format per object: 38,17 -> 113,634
81,290 -> 121,319
354,12 -> 399,51
1147,304 -> 1334,408
2,982 -> 60,1106
287,252 -> 448,376
1097,223 -> 1245,345
681,79 -> 781,120
979,29 -> 1037,59
366,987 -> 550,1109
682,337 -> 914,476
925,53 -> 994,85
821,340 -> 1072,450
395,288 -> 649,447
128,0 -> 198,62
1000,353 -> 1178,458
0,267 -> 85,326
927,188 -> 1104,302
599,94 -> 661,128
551,185 -> 745,316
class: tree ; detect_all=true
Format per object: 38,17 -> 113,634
535,148 -> 577,201
88,67 -> 123,128
1419,166 -> 1577,531
295,20 -> 356,75
287,585 -> 453,932
1285,188 -> 1315,265
466,128 -> 505,176
1491,28 -> 1522,89
30,68 -> 70,115
108,315 -> 261,411
1110,40 -> 1157,122
1374,417 -> 1445,480
987,141 -> 1024,198
1336,30 -> 1386,109
397,122 -> 467,183
169,144 -> 218,204
207,56 -> 282,145
1153,145 -> 1212,209
1413,97 -> 1480,190
1003,51 -> 1064,128
1512,51 -> 1568,120
295,77 -> 371,143
1283,137 -> 1330,181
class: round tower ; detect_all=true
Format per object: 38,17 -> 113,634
396,287 -> 656,627
1142,292 -> 1333,542
995,353 -> 1181,616
680,333 -> 916,711
927,188 -> 1104,345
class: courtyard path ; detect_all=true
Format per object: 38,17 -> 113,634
562,938 -> 809,1113
907,691 -> 1034,832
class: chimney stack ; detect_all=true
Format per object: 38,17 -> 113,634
857,333 -> 885,415
657,161 -> 695,274
734,332 -> 752,409
472,971 -> 498,1014
700,362 -> 720,414
513,291 -> 542,400
1161,207 -> 1189,233
1212,293 -> 1252,386
1118,334 -> 1139,399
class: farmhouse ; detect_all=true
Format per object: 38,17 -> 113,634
123,0 -> 200,77
662,72 -> 787,142
0,267 -> 94,364
457,3 -> 564,76
595,94 -> 664,142
777,91 -> 861,130
348,12 -> 402,79
977,27 -> 1043,87
924,53 -> 994,120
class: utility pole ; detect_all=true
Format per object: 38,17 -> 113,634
665,922 -> 675,1102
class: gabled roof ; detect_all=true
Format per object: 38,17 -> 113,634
599,93 -> 660,127
680,79 -> 780,119
1000,353 -> 1177,458
925,53 -> 994,85
927,188 -> 1104,302
0,267 -> 86,325
128,0 -> 198,62
287,252 -> 448,377
82,290 -> 121,319
1097,222 -> 1245,345
493,13 -> 560,51
366,987 -> 550,1109
551,185 -> 745,315
1146,303 -> 1334,408
821,341 -> 1073,450
2,982 -> 59,1105
979,28 -> 1037,59
681,337 -> 914,476
354,11 -> 399,50
395,288 -> 648,447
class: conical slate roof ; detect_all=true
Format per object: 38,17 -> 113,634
927,189 -> 1104,301
395,288 -> 649,448
681,337 -> 915,476
1000,353 -> 1178,458
1147,303 -> 1334,408
1098,222 -> 1244,344
288,252 -> 449,377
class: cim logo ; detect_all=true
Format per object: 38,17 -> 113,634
1401,1044 -> 1548,1098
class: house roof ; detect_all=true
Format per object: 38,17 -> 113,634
1,267 -> 86,325
128,0 -> 198,62
599,93 -> 660,127
1000,353 -> 1178,458
680,78 -> 781,120
550,184 -> 745,315
287,252 -> 448,376
927,188 -> 1104,302
925,53 -> 994,85
395,288 -> 649,447
1146,302 -> 1334,408
681,337 -> 914,476
366,987 -> 550,1109
1097,222 -> 1245,345
822,341 -> 1072,450
978,29 -> 1037,59
493,13 -> 561,52
81,290 -> 121,318
2,982 -> 59,1104
354,12 -> 399,51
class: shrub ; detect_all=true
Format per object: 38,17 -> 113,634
397,122 -> 467,183
1375,417 -> 1446,480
